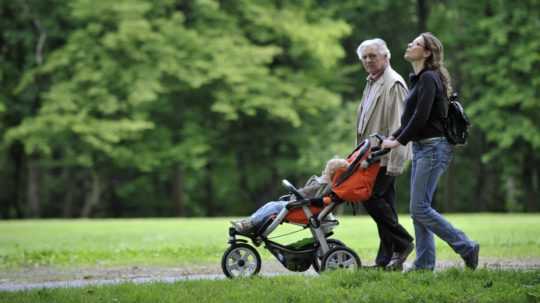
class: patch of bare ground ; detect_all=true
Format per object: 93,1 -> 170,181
1,258 -> 539,292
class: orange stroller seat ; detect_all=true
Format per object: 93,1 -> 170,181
283,141 -> 381,225
285,206 -> 324,225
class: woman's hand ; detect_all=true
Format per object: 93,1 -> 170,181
382,138 -> 400,149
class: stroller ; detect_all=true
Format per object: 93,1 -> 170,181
221,134 -> 390,278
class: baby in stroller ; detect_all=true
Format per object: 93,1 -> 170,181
230,158 -> 350,234
222,136 -> 389,278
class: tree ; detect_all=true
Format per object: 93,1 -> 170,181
0,0 -> 72,218
4,0 -> 352,217
434,0 -> 540,211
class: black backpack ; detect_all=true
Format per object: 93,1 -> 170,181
444,93 -> 471,145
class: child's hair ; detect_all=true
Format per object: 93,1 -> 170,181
321,158 -> 349,183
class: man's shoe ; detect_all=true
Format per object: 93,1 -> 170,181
463,242 -> 480,270
386,242 -> 414,271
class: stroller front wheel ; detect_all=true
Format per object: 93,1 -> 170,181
221,243 -> 261,278
320,246 -> 361,272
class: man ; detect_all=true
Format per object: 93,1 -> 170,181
356,38 -> 414,270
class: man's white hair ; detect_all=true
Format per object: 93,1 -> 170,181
356,38 -> 391,62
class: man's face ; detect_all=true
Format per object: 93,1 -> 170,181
360,45 -> 387,76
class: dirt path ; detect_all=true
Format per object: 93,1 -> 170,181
1,258 -> 539,292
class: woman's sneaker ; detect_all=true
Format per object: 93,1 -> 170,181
402,264 -> 434,273
463,242 -> 480,270
231,218 -> 254,233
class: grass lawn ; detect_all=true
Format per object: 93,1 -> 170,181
0,214 -> 539,268
1,269 -> 540,303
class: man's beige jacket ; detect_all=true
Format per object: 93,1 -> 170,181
356,66 -> 411,175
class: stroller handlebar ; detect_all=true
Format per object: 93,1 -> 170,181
359,133 -> 391,167
371,133 -> 385,145
361,147 -> 391,168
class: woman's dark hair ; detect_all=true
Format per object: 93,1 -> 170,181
421,32 -> 452,97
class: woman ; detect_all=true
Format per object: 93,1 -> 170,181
381,33 -> 479,271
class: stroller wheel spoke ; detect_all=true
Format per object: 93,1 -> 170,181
339,253 -> 346,264
231,250 -> 241,262
246,263 -> 256,272
328,258 -> 339,269
229,263 -> 240,272
342,257 -> 356,268
239,254 -> 249,263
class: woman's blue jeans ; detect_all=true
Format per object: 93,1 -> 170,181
410,137 -> 476,270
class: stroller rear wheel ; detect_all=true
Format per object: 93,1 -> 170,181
320,246 -> 361,272
312,239 -> 346,273
221,243 -> 261,278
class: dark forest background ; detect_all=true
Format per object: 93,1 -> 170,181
1,0 -> 539,218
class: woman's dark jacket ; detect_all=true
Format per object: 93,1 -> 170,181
392,69 -> 448,145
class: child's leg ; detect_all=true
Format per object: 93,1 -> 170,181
250,201 -> 288,226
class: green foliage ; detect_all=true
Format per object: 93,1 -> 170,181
430,0 -> 540,209
463,2 -> 540,151
1,0 -> 540,217
0,0 -> 351,217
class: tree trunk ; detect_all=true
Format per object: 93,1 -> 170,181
236,151 -> 256,205
473,163 -> 486,212
529,165 -> 539,211
61,167 -> 74,218
504,175 -> 521,212
204,162 -> 216,216
81,170 -> 102,218
108,177 -> 123,218
472,134 -> 487,211
172,164 -> 185,216
27,157 -> 41,217
23,2 -> 48,218
7,143 -> 24,218
417,0 -> 429,33
259,144 -> 282,204
524,150 -> 539,212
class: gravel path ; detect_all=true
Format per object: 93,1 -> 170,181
1,258 -> 539,292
